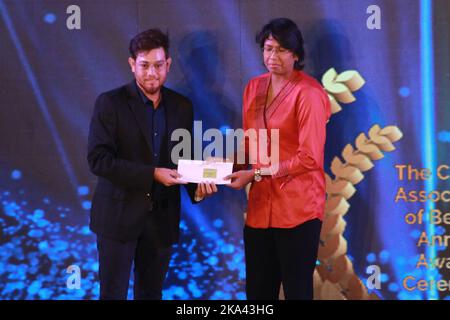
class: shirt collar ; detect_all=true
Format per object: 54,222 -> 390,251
135,81 -> 164,108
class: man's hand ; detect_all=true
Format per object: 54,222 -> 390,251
224,170 -> 254,190
154,168 -> 188,186
195,182 -> 218,201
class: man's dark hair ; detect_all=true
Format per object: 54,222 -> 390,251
256,18 -> 305,70
129,28 -> 169,59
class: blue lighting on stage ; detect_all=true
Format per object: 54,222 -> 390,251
398,87 -> 411,97
0,1 -> 81,196
0,170 -> 246,299
438,131 -> 450,143
77,186 -> 89,196
420,0 -> 438,300
43,13 -> 56,24
11,170 -> 22,180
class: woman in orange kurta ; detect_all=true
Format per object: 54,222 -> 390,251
226,18 -> 331,299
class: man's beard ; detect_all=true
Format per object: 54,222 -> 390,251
143,81 -> 161,95
146,85 -> 160,95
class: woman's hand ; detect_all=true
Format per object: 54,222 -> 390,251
224,170 -> 254,190
195,182 -> 218,200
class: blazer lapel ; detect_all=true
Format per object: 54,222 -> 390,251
125,81 -> 154,153
161,87 -> 178,154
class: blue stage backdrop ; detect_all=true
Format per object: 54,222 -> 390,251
0,0 -> 449,300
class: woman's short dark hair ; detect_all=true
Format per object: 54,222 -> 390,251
129,28 -> 169,59
256,18 -> 305,70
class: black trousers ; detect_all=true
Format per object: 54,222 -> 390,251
244,218 -> 322,300
96,212 -> 172,300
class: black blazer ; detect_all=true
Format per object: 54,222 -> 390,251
87,81 -> 196,244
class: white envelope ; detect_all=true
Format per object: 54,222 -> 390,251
177,159 -> 233,184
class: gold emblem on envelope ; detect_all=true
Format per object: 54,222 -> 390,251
202,168 -> 217,179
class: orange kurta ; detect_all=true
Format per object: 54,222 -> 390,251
243,70 -> 331,228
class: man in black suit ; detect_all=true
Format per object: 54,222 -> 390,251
87,29 -> 217,300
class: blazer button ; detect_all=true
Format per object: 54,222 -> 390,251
146,193 -> 151,198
